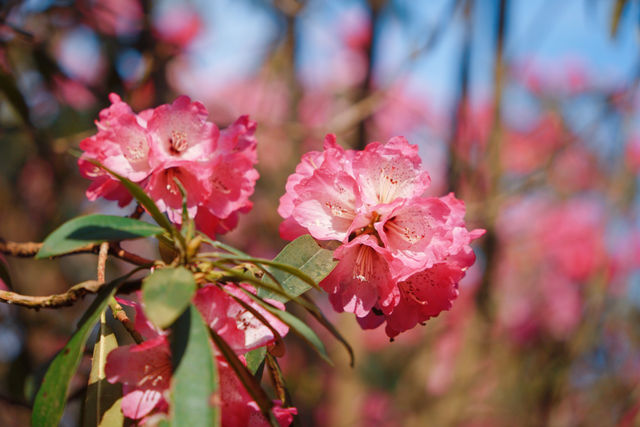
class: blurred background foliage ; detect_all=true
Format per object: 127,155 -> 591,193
1,0 -> 640,425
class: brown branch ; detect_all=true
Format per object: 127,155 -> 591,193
0,240 -> 42,257
475,0 -> 508,320
0,280 -> 103,309
129,204 -> 144,220
0,239 -> 153,266
266,354 -> 287,404
97,242 -> 108,283
109,299 -> 144,344
97,241 -> 144,344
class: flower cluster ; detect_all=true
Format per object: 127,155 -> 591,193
78,94 -> 258,236
494,196 -> 605,342
278,135 -> 483,338
105,283 -> 296,424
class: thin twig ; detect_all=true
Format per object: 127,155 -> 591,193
109,299 -> 144,344
97,242 -> 109,284
475,0 -> 508,319
0,239 -> 153,266
129,204 -> 144,220
266,354 -> 287,404
97,242 -> 145,344
0,280 -> 103,309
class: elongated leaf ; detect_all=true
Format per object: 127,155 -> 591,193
301,295 -> 354,367
245,347 -> 267,376
212,254 -> 321,292
170,306 -> 219,426
241,290 -> 332,365
143,267 -> 196,329
209,330 -> 278,427
209,264 -> 315,312
201,237 -> 251,257
83,322 -> 123,427
37,214 -> 164,258
258,235 -> 337,302
32,277 -> 122,426
86,159 -> 175,234
265,354 -> 288,405
172,177 -> 192,238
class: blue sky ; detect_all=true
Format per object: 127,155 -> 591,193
169,0 -> 639,117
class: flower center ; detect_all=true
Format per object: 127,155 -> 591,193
164,168 -> 181,194
378,166 -> 399,203
168,130 -> 188,154
324,201 -> 355,219
125,138 -> 147,162
348,211 -> 385,247
353,245 -> 375,281
211,175 -> 230,194
384,219 -> 424,244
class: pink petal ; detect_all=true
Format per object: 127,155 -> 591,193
291,169 -> 360,242
352,136 -> 430,205
322,236 -> 397,317
194,284 -> 289,354
147,95 -> 218,167
121,388 -> 164,420
105,336 -> 171,389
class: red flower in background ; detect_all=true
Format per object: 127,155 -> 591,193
494,196 -> 606,343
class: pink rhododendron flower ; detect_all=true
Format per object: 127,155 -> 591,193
322,235 -> 398,318
494,196 -> 605,343
153,4 -> 202,47
218,356 -> 297,427
501,113 -> 563,174
536,199 -> 605,281
626,135 -> 640,173
81,0 -> 143,37
78,94 -> 258,237
549,145 -> 598,192
193,283 -> 289,354
279,135 -> 483,337
106,338 -> 296,425
106,336 -> 172,420
106,292 -> 295,423
52,75 -> 96,110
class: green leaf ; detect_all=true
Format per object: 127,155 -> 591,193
170,306 -> 219,426
209,263 -> 315,312
301,295 -> 354,367
258,235 -> 337,302
31,277 -> 122,427
201,237 -> 251,257
36,214 -> 164,259
86,159 -> 175,234
245,347 -> 267,376
212,254 -> 322,292
172,177 -> 193,238
143,267 -> 196,329
83,322 -> 123,427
